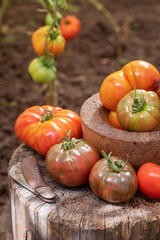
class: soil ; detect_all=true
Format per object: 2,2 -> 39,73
0,0 -> 160,239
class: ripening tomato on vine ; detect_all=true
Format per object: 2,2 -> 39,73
28,0 -> 81,107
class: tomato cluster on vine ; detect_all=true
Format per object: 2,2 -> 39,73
28,0 -> 81,85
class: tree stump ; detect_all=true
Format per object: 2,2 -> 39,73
80,93 -> 160,170
9,144 -> 160,240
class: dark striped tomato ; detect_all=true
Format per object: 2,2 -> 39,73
15,105 -> 83,156
89,153 -> 138,203
46,135 -> 99,187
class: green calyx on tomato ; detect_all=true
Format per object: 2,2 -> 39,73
41,110 -> 53,122
59,129 -> 82,150
28,56 -> 56,84
49,29 -> 60,40
102,151 -> 129,173
131,88 -> 144,113
40,55 -> 55,68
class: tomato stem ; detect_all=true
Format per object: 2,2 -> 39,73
43,0 -> 59,107
59,129 -> 83,150
44,0 -> 59,56
102,151 -> 129,172
132,88 -> 144,113
41,110 -> 53,122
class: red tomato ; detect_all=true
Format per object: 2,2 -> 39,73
137,163 -> 160,199
108,110 -> 124,130
15,105 -> 83,156
46,131 -> 99,187
32,26 -> 66,56
100,60 -> 160,110
89,152 -> 138,203
60,15 -> 81,40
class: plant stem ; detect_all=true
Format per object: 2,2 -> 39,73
46,77 -> 58,106
0,0 -> 11,29
86,0 -> 122,55
43,0 -> 59,106
42,0 -> 53,12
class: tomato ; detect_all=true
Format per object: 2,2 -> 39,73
100,60 -> 160,110
89,152 -> 138,203
60,15 -> 81,40
45,12 -> 62,25
154,79 -> 160,97
15,105 -> 83,156
32,26 -> 66,56
46,130 -> 99,187
116,89 -> 160,132
137,163 -> 160,199
108,110 -> 124,130
28,56 -> 56,84
45,13 -> 54,25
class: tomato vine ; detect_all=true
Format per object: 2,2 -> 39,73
28,0 -> 69,107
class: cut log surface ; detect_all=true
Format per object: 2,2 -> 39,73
80,93 -> 160,170
9,144 -> 160,240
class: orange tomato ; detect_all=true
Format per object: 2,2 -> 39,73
32,26 -> 66,56
15,105 -> 83,156
108,110 -> 124,130
100,60 -> 160,110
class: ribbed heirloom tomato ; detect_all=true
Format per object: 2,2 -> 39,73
116,89 -> 160,132
32,26 -> 66,56
100,60 -> 160,110
89,152 -> 138,203
15,105 -> 83,156
46,130 -> 99,187
60,15 -> 81,40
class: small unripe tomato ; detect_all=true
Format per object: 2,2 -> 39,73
28,56 -> 56,84
45,12 -> 62,25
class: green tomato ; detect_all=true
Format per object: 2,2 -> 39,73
116,89 -> 160,132
28,57 -> 56,84
45,13 -> 54,25
45,12 -> 62,25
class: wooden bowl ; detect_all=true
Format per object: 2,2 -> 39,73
80,93 -> 160,170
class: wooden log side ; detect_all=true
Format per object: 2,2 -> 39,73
9,144 -> 160,240
80,93 -> 160,170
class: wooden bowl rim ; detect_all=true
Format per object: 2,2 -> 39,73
80,93 -> 160,143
